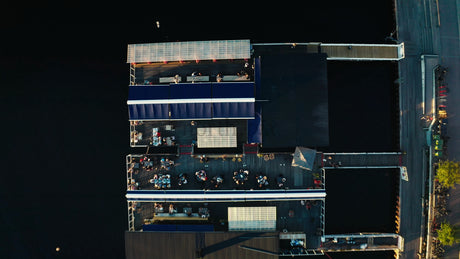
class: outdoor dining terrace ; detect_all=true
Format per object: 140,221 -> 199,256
129,199 -> 324,250
126,151 -> 325,192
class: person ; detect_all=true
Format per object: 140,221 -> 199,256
174,74 -> 180,84
169,204 -> 175,214
277,175 -> 286,188
212,175 -> 223,188
178,173 -> 186,186
154,203 -> 163,213
257,175 -> 268,188
185,205 -> 192,217
305,201 -> 312,210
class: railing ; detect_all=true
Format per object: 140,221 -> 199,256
126,189 -> 327,202
321,233 -> 403,252
322,152 -> 402,169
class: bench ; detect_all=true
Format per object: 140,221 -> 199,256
222,75 -> 250,81
152,212 -> 208,222
159,76 -> 182,83
186,75 -> 209,82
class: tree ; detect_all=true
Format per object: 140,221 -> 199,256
435,160 -> 460,188
437,222 -> 459,246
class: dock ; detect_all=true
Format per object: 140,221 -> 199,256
252,42 -> 405,61
322,152 -> 402,169
321,233 -> 403,252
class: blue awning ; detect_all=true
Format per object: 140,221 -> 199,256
129,104 -> 169,120
170,83 -> 211,99
170,103 -> 212,119
128,85 -> 169,100
213,102 -> 254,118
127,82 -> 255,120
212,82 -> 254,98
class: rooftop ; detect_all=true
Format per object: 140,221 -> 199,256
126,151 -> 325,249
125,40 -> 330,257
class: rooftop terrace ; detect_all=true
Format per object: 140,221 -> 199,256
131,59 -> 251,86
126,151 -> 325,248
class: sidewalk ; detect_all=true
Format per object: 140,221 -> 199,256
439,0 -> 460,258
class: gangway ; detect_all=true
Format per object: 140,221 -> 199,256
321,43 -> 405,61
322,152 -> 402,169
252,42 -> 405,61
321,233 -> 404,252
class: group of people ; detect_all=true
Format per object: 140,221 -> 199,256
152,128 -> 176,147
233,169 -> 250,185
140,157 -> 155,171
138,156 -> 175,172
256,174 -> 269,188
160,158 -> 174,171
149,174 -> 171,189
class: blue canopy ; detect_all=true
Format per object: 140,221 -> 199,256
212,82 -> 254,98
213,102 -> 254,119
127,82 -> 255,120
128,103 -> 169,120
170,103 -> 212,119
170,83 -> 211,99
128,85 -> 169,100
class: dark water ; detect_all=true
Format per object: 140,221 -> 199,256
325,169 -> 399,233
326,61 -> 399,152
2,1 -> 397,258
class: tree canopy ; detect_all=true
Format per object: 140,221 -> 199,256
435,160 -> 460,188
437,222 -> 459,246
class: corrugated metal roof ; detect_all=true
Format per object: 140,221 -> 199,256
228,207 -> 277,231
127,40 -> 251,63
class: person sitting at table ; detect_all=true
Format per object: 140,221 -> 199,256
276,174 -> 287,188
178,173 -> 188,186
257,175 -> 269,188
211,175 -> 223,188
195,170 -> 207,182
169,204 -> 176,214
154,203 -> 163,213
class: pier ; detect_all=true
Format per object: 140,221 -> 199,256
321,233 -> 403,252
252,42 -> 405,61
322,152 -> 403,169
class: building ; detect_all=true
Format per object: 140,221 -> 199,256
124,40 -> 403,258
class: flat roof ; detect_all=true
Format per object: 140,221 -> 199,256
125,231 -> 279,259
255,48 -> 329,148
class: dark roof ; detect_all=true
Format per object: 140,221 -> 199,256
125,231 -> 279,259
255,49 -> 329,148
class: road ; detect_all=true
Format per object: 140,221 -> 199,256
396,0 -> 460,258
